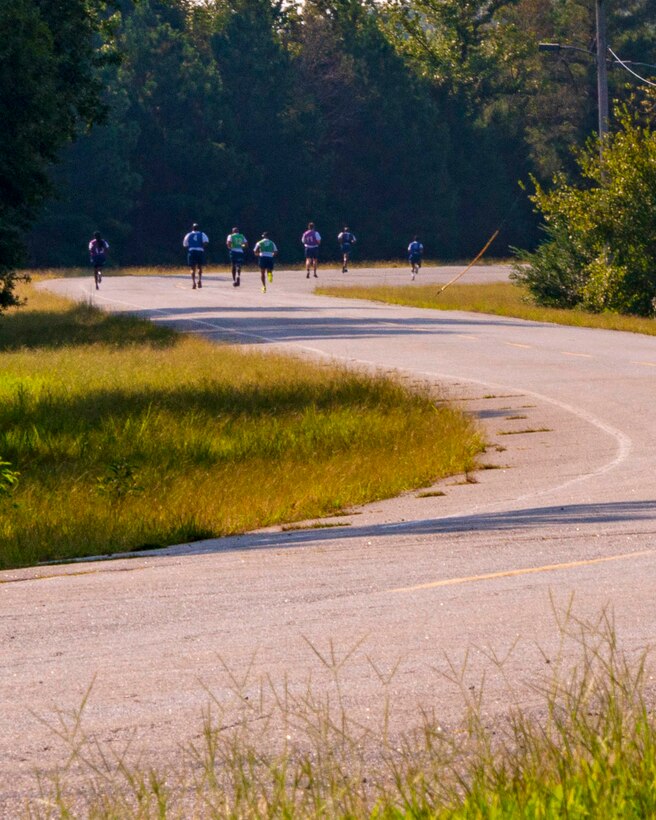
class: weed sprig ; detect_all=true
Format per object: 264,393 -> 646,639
25,606 -> 656,817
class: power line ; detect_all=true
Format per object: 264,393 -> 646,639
608,47 -> 656,89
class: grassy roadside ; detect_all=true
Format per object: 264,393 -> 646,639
27,612 -> 656,817
317,281 -> 656,336
0,283 -> 484,569
20,258 -> 509,279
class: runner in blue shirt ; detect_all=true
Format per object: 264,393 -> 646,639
183,223 -> 209,289
408,236 -> 423,280
337,227 -> 356,273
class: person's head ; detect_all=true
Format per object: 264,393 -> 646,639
413,235 -> 419,241
261,231 -> 269,238
94,231 -> 102,241
343,226 -> 349,232
308,222 -> 314,229
232,227 -> 239,233
192,223 -> 199,231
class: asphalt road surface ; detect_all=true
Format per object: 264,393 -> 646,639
2,263 -> 656,808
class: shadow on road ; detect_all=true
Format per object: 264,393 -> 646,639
132,499 -> 656,560
143,307 -> 540,346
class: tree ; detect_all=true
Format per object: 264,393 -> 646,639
0,0 -> 113,307
27,72 -> 141,267
288,0 -> 462,258
119,0 -> 235,263
379,0 -> 656,254
210,0 -> 312,258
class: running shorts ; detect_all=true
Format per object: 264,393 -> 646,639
259,256 -> 274,271
188,249 -> 205,266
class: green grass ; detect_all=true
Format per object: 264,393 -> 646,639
0,283 -> 483,568
27,609 -> 656,818
317,281 -> 656,336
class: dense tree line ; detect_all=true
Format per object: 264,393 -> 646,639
18,0 -> 656,270
0,0 -> 114,306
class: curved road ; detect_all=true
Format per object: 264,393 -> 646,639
2,265 -> 656,806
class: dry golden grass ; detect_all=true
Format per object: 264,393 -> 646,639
317,282 -> 656,336
0,283 -> 483,568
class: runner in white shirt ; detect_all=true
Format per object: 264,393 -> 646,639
88,232 -> 109,290
182,223 -> 209,289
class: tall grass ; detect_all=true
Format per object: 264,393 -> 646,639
317,282 -> 656,336
25,608 -> 656,817
0,285 -> 483,568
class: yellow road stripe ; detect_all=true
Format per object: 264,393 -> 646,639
457,334 -> 479,341
505,342 -> 532,349
632,361 -> 656,368
391,549 -> 655,594
0,562 -> 150,585
561,351 -> 593,358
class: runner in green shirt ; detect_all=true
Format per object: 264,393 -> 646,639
226,227 -> 248,287
253,232 -> 278,293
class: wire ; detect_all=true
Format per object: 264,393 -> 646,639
608,47 -> 656,89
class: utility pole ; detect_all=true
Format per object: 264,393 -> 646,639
540,1 -> 610,158
596,0 -> 610,143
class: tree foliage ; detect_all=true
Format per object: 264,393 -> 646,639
513,108 -> 656,316
15,0 -> 656,292
0,0 -> 114,308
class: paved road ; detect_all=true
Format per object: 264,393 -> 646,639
2,264 -> 656,807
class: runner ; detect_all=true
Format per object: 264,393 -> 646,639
337,226 -> 356,273
88,232 -> 109,290
302,222 -> 321,279
408,236 -> 424,280
253,232 -> 278,293
182,223 -> 209,289
226,227 -> 248,287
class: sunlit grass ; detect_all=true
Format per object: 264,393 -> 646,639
317,281 -> 656,336
23,266 -> 190,279
27,608 -> 656,817
0,284 -> 483,568
21,258 -> 511,279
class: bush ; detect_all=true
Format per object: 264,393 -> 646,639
513,217 -> 588,308
513,108 -> 656,316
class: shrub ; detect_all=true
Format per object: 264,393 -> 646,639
513,217 -> 587,308
513,108 -> 656,316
